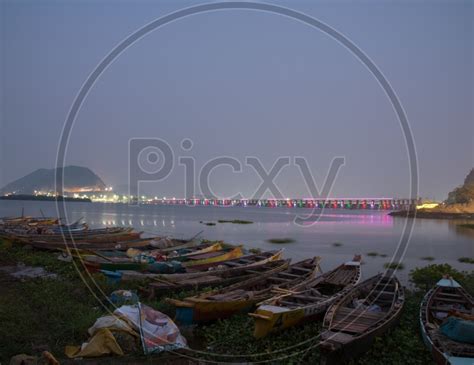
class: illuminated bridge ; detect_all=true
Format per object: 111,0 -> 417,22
146,198 -> 420,210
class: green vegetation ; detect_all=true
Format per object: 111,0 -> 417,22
458,257 -> 474,264
420,256 -> 435,261
0,243 -> 100,361
332,242 -> 343,247
367,252 -> 378,257
459,223 -> 474,229
267,238 -> 295,244
409,263 -> 474,293
217,219 -> 253,224
383,262 -> 405,270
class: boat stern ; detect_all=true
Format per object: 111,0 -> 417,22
249,305 -> 302,339
167,299 -> 195,326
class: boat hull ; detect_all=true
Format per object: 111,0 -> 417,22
183,247 -> 244,270
175,299 -> 259,326
419,280 -> 474,365
321,308 -> 403,364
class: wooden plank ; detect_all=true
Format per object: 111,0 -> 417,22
291,294 -> 321,302
433,297 -> 469,304
277,272 -> 301,279
436,292 -> 463,298
430,306 -> 471,314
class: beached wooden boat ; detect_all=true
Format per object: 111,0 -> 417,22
0,216 -> 59,226
166,243 -> 231,261
2,228 -> 141,245
420,277 -> 474,364
149,231 -> 204,251
84,246 -> 244,274
319,273 -> 404,364
79,242 -> 228,272
168,257 -> 322,325
181,246 -> 244,270
249,255 -> 362,338
146,250 -> 285,296
30,236 -> 155,251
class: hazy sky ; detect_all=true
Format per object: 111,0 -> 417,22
1,0 -> 473,200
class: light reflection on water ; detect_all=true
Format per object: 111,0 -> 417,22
1,200 -> 472,285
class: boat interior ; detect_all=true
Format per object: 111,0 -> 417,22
427,286 -> 474,358
329,276 -> 398,335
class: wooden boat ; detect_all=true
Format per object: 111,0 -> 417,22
168,257 -> 322,325
249,255 -> 362,338
149,231 -> 204,251
4,227 -> 137,243
319,273 -> 404,364
153,238 -> 202,252
181,246 -> 244,270
420,277 -> 474,364
146,250 -> 285,296
0,216 -> 59,226
78,242 -> 228,271
166,243 -> 231,261
30,236 -> 155,251
84,246 -> 244,274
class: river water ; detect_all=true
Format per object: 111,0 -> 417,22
1,200 -> 473,284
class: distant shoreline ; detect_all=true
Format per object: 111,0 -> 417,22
389,210 -> 474,220
0,195 -> 91,203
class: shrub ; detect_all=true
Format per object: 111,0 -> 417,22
409,264 -> 474,294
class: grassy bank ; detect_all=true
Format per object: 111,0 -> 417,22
1,241 -> 473,364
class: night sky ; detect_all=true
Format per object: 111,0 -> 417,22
1,0 -> 473,200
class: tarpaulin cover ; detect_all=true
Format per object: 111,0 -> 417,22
115,304 -> 187,354
65,328 -> 124,358
440,317 -> 474,344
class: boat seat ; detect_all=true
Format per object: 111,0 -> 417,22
371,290 -> 395,296
289,295 -> 321,303
332,307 -> 386,329
268,277 -> 290,283
434,292 -> 462,298
277,272 -> 301,279
223,261 -> 240,267
278,300 -> 301,308
430,306 -> 472,314
292,267 -> 312,273
433,296 -> 470,304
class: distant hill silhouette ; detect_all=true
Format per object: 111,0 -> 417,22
446,168 -> 474,204
0,166 -> 106,195
464,168 -> 474,186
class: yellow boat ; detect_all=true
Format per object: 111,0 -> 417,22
170,242 -> 224,259
168,257 -> 322,325
183,246 -> 244,270
249,255 -> 362,338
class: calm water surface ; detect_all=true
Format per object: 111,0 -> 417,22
1,200 -> 473,284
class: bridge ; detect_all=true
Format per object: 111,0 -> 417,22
144,198 -> 420,210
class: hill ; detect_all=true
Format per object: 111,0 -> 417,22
446,168 -> 474,205
0,166 -> 106,195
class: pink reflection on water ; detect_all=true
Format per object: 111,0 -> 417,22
297,213 -> 394,227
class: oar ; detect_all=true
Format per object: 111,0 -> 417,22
187,230 -> 204,242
